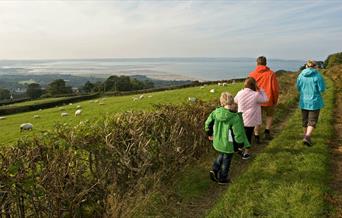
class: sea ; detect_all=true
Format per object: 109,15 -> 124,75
0,58 -> 304,81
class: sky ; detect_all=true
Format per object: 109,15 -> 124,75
0,0 -> 341,60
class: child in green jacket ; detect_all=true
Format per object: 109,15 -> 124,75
205,92 -> 251,184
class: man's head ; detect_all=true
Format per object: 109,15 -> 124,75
220,92 -> 234,107
256,56 -> 267,66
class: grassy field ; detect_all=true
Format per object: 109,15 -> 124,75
0,83 -> 242,145
0,96 -> 70,109
206,77 -> 334,217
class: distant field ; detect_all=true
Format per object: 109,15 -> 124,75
0,96 -> 69,109
0,83 -> 242,145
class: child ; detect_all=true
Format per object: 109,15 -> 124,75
234,77 -> 268,153
204,92 -> 251,185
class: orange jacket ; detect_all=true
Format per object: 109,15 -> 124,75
249,65 -> 279,107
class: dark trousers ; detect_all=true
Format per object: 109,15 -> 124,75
212,153 -> 234,181
244,126 -> 255,144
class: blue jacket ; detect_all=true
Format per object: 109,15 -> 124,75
296,68 -> 325,110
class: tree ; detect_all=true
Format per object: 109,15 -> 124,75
26,83 -> 43,99
47,79 -> 72,96
82,81 -> 95,93
0,88 -> 10,100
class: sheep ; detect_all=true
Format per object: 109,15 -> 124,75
20,123 -> 33,132
139,94 -> 144,99
69,103 -> 73,105
222,82 -> 227,86
210,89 -> 215,93
188,97 -> 197,102
76,105 -> 82,109
75,109 -> 82,116
200,86 -> 205,89
99,102 -> 105,105
33,115 -> 40,119
148,95 -> 152,98
94,100 -> 99,103
0,116 -> 6,120
132,97 -> 139,101
61,112 -> 69,117
218,82 -> 222,86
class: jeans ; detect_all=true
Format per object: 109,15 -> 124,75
212,153 -> 233,181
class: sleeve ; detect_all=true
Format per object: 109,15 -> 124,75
204,111 -> 215,136
256,89 -> 269,104
231,114 -> 251,148
317,73 -> 326,93
271,73 -> 280,105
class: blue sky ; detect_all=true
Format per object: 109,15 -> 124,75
0,0 -> 341,60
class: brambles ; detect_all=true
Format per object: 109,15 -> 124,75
0,101 -> 215,216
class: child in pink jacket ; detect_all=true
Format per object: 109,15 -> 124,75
234,77 -> 268,158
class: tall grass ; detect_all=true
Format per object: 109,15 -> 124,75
207,77 -> 334,217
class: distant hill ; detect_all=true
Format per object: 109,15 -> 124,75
324,52 -> 342,68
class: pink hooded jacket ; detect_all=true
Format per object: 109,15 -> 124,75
234,88 -> 268,127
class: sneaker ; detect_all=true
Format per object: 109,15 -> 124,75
242,153 -> 250,160
209,170 -> 218,182
218,178 -> 231,185
303,136 -> 312,147
254,135 -> 260,144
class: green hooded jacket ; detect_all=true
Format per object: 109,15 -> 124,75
204,107 -> 251,154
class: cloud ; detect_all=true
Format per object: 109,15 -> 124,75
0,0 -> 341,60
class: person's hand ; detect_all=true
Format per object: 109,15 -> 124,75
208,136 -> 213,141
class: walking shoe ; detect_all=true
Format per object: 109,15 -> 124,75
209,170 -> 218,182
254,135 -> 260,144
218,178 -> 231,185
242,153 -> 250,160
264,132 -> 273,140
303,136 -> 313,147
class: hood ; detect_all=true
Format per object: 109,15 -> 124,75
254,65 -> 270,73
215,107 -> 236,122
301,68 -> 317,77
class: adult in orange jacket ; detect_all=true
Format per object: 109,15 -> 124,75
249,56 -> 279,142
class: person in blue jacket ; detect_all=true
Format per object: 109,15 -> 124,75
296,60 -> 325,146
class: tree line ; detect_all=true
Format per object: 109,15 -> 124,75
0,75 -> 154,100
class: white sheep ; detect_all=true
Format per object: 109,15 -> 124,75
69,103 -> 73,105
76,105 -> 82,109
218,82 -> 222,86
210,89 -> 215,93
148,95 -> 152,98
20,123 -> 33,132
188,97 -> 197,102
200,86 -> 205,89
222,82 -> 227,86
61,112 -> 69,117
33,115 -> 40,119
75,109 -> 82,116
0,116 -> 6,120
94,100 -> 99,103
139,94 -> 144,99
132,97 -> 139,101
99,102 -> 105,105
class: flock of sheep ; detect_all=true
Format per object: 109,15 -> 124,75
1,82 -> 233,132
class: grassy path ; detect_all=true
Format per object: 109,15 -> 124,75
207,77 -> 334,217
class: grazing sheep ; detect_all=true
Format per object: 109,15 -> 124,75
94,100 -> 99,103
218,82 -> 222,86
99,102 -> 105,105
210,89 -> 215,93
33,115 -> 40,119
76,105 -> 82,109
200,86 -> 205,89
58,107 -> 65,111
0,116 -> 6,120
132,97 -> 139,101
188,97 -> 197,102
20,123 -> 33,132
69,103 -> 73,105
75,109 -> 82,116
39,109 -> 42,111
148,95 -> 152,98
139,94 -> 144,99
61,112 -> 69,117
222,82 -> 227,86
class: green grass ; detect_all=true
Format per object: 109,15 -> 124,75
0,96 -> 70,109
207,77 -> 334,217
0,83 -> 242,145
